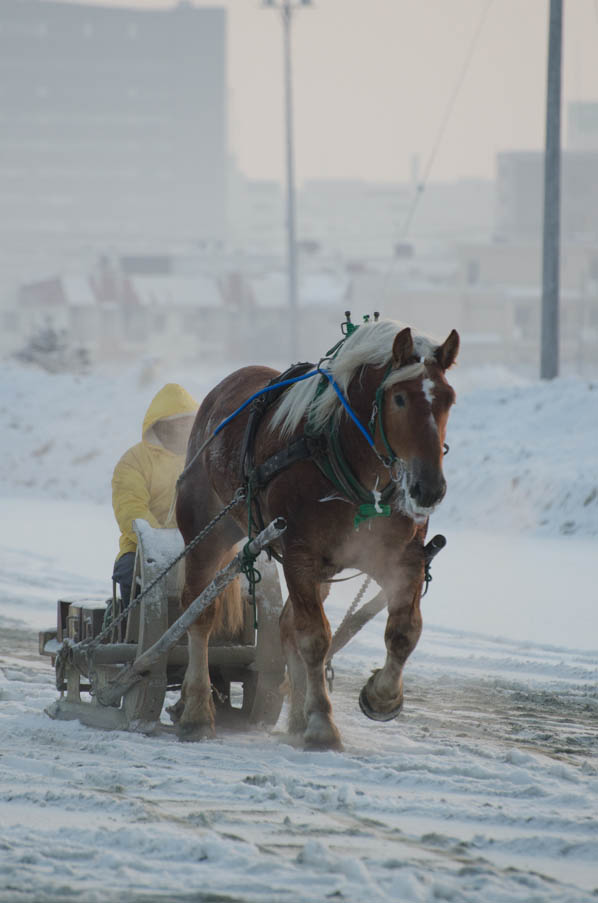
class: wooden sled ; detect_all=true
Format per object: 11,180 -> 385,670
39,518 -> 286,733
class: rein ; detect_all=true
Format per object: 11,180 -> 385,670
175,316 -> 423,531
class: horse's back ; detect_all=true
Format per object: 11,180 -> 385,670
195,365 -> 279,435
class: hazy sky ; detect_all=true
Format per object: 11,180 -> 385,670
64,0 -> 598,185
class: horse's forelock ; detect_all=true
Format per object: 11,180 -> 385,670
270,320 -> 439,438
382,361 -> 427,390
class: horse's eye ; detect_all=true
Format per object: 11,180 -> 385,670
394,393 -> 405,408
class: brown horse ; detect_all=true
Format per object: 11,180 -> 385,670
175,319 -> 459,749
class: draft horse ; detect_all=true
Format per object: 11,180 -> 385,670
175,319 -> 459,749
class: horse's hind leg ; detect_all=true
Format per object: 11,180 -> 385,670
175,484 -> 243,741
284,558 -> 342,751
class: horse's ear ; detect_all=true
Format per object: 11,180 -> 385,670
435,329 -> 460,370
392,328 -> 414,366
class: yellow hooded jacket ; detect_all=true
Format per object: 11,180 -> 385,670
112,383 -> 198,560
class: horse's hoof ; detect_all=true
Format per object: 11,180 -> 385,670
176,720 -> 215,742
359,685 -> 403,722
166,699 -> 184,725
303,712 -> 343,751
287,711 -> 308,736
304,735 -> 344,752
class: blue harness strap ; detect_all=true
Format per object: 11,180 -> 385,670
214,369 -> 319,436
316,368 -> 376,448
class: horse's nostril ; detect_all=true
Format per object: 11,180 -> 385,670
409,481 -> 422,502
410,477 -> 446,508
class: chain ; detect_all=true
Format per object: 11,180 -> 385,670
329,574 -> 372,655
422,559 -> 433,597
67,486 -> 247,666
324,573 -> 372,693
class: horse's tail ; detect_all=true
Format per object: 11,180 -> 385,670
216,545 -> 244,638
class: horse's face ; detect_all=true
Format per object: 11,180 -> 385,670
381,327 -> 459,523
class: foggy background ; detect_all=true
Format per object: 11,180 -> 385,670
1,0 -> 597,373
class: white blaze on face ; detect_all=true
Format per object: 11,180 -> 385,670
422,377 -> 438,434
422,378 -> 435,405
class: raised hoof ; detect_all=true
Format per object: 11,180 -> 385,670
359,685 -> 403,722
303,713 -> 343,752
176,720 -> 215,742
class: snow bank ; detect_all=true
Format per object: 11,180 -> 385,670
1,359 -> 597,537
443,371 -> 598,537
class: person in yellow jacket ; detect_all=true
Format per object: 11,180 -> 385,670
111,383 -> 198,606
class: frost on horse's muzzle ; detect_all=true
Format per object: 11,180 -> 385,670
409,473 -> 447,510
396,461 -> 446,522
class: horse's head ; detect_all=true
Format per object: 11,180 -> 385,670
379,327 -> 459,523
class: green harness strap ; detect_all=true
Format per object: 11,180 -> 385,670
305,353 -> 397,529
308,415 -> 394,530
369,363 -> 397,464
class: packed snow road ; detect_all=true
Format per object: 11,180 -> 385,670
0,534 -> 597,903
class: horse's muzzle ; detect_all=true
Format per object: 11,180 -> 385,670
408,465 -> 446,510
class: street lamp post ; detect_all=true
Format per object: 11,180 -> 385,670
264,0 -> 311,361
540,0 -> 563,380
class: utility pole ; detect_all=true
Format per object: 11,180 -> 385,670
264,0 -> 311,362
540,0 -> 563,380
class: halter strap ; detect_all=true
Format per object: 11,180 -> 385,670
304,361 -> 404,526
368,362 -> 399,469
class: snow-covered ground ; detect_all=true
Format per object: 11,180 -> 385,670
1,358 -> 597,902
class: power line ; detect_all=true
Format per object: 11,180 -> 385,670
400,0 -> 495,240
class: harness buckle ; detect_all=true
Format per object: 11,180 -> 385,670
381,457 -> 403,483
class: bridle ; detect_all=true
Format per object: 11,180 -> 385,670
316,359 -> 448,494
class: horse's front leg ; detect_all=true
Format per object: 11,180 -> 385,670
280,598 -> 307,735
284,561 -> 342,751
359,548 -> 424,721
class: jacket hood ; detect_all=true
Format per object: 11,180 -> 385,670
142,383 -> 198,441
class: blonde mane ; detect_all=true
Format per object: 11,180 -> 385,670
270,319 -> 438,438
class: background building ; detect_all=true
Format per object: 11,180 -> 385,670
495,150 -> 598,243
0,0 -> 227,301
568,101 -> 598,151
298,180 -> 410,260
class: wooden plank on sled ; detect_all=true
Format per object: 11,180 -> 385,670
93,517 -> 287,708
